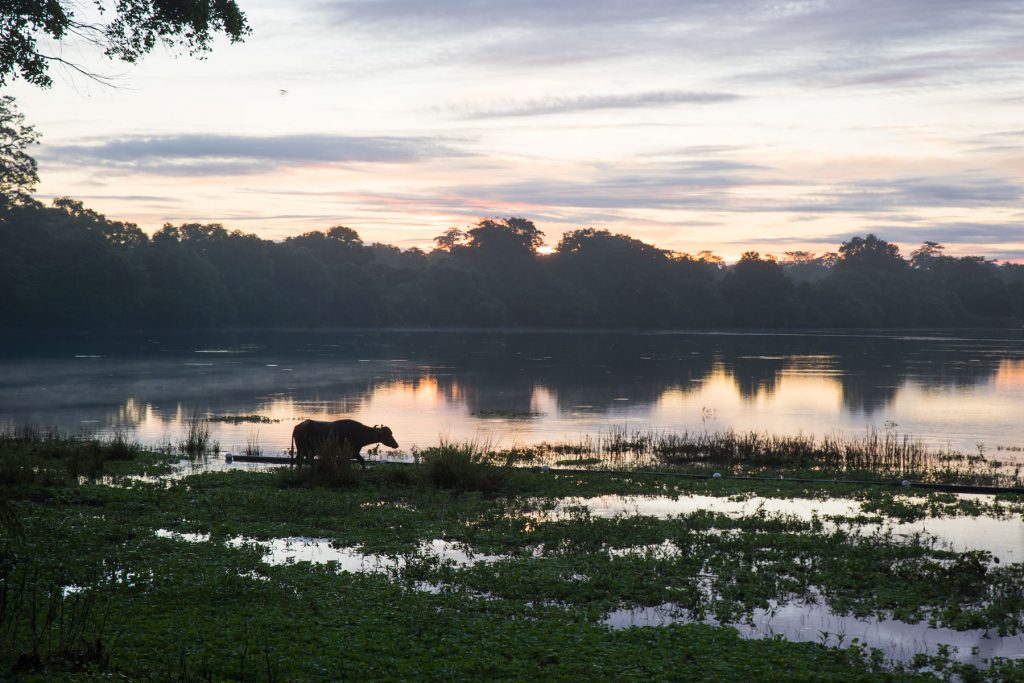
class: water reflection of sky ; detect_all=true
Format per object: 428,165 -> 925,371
0,330 -> 1022,455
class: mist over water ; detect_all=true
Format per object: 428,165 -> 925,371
1,329 -> 1022,458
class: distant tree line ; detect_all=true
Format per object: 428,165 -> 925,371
2,200 -> 1022,330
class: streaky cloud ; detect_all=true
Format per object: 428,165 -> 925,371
743,222 -> 1024,247
327,0 -> 1024,88
41,133 -> 467,176
850,223 -> 1024,245
461,90 -> 743,118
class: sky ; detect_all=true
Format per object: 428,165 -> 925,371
8,0 -> 1024,261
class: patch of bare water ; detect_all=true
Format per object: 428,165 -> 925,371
529,494 -> 1023,560
532,494 -> 863,520
224,536 -> 503,572
605,593 -> 1024,667
155,529 -> 211,543
860,517 -> 1023,564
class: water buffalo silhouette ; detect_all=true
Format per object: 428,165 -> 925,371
290,419 -> 399,468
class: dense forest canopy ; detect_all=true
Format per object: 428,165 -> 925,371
1,197 -> 1022,330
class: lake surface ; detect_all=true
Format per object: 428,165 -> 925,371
1,329 -> 1022,458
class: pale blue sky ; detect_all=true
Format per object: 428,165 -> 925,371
9,0 -> 1024,260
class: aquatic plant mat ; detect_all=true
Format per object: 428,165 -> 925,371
2,436 -> 1023,680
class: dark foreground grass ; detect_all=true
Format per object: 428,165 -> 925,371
2,434 -> 1022,681
0,426 -> 151,485
421,441 -> 512,495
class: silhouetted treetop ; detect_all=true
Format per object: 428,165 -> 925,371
285,226 -> 372,264
465,217 -> 544,255
695,250 -> 725,269
782,250 -> 816,264
52,197 -> 148,247
433,227 -> 465,252
326,225 -> 363,246
154,222 -> 232,243
910,241 -> 946,270
556,228 -> 666,261
0,0 -> 250,87
837,234 -> 906,272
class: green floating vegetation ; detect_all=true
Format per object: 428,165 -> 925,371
471,410 -> 547,419
2,430 -> 1023,681
206,415 -> 280,424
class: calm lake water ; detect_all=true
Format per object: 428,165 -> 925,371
1,329 -> 1022,458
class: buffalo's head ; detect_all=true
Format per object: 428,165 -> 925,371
375,425 -> 399,449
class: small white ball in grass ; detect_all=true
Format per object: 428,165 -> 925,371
712,472 -> 722,479
901,479 -> 911,487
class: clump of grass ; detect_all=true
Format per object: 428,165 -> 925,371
178,411 -> 211,458
421,440 -> 508,495
104,430 -> 140,462
243,431 -> 262,458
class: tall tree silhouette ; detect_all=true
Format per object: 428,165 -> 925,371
0,96 -> 39,209
555,228 -> 676,326
836,234 -> 906,273
464,217 -> 544,257
721,252 -> 799,327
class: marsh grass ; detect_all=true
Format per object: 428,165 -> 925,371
0,426 -> 142,485
488,426 -> 1020,486
422,440 -> 510,495
0,561 -> 111,675
2,429 -> 1022,681
178,410 -> 212,458
104,429 -> 138,462
243,431 -> 262,459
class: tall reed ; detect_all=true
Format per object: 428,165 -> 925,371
178,411 -> 211,458
488,426 -> 1014,484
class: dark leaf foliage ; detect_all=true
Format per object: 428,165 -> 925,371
0,95 -> 39,207
0,0 -> 249,87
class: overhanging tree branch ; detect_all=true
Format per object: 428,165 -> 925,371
0,1 -> 250,88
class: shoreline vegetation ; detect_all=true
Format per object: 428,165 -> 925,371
2,427 -> 1023,680
2,205 -> 1023,331
481,426 -> 1023,487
